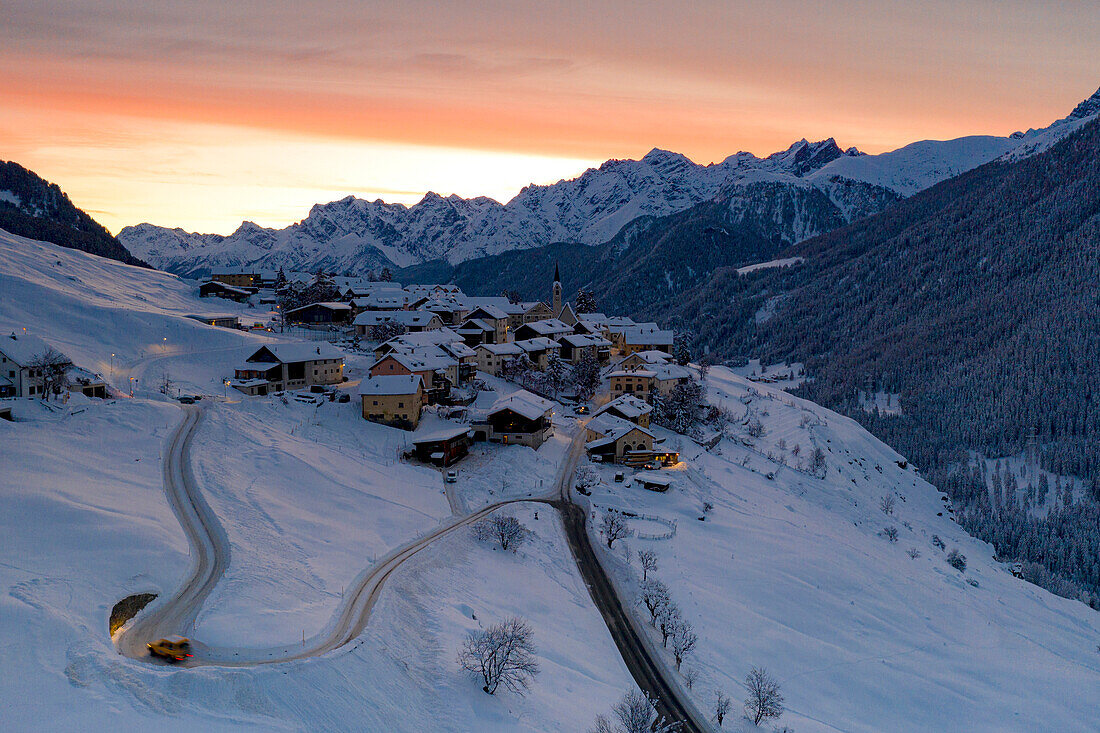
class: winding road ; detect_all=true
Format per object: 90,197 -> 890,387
117,402 -> 709,730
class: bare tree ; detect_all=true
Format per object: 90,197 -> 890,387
880,496 -> 896,515
638,549 -> 659,582
809,447 -> 827,475
588,714 -> 615,733
669,619 -> 697,670
457,617 -> 540,695
611,689 -> 678,733
682,667 -> 699,690
473,514 -> 531,552
883,526 -> 899,543
30,347 -> 72,401
743,666 -> 784,726
713,690 -> 732,727
657,602 -> 681,647
638,578 -> 670,625
600,510 -> 633,549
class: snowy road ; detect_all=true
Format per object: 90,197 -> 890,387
117,399 -> 709,732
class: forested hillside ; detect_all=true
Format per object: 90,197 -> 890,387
662,118 -> 1100,601
0,161 -> 147,267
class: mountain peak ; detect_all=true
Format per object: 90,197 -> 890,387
641,148 -> 692,166
1067,85 -> 1100,121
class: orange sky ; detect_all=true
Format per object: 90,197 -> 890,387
2,0 -> 1098,234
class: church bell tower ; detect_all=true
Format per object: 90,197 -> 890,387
552,263 -> 562,316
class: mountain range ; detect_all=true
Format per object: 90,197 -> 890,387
117,87 -> 1100,278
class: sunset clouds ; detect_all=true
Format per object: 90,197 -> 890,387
2,0 -> 1098,233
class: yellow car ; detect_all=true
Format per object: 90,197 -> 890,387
147,635 -> 192,662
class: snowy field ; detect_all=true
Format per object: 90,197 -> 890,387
0,233 -> 632,730
582,366 -> 1100,732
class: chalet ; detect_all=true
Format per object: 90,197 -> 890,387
591,394 -> 653,428
515,337 -> 560,370
199,280 -> 251,302
353,310 -> 443,335
410,426 -> 472,466
68,365 -> 108,398
521,300 -> 554,324
463,296 -> 527,329
513,318 -> 572,342
348,293 -> 409,312
471,390 -> 554,448
456,318 -> 496,347
186,314 -> 240,329
650,362 -> 694,397
608,369 -> 655,401
284,302 -> 353,325
584,413 -> 656,463
0,332 -> 73,399
418,298 -> 469,326
369,351 -> 456,402
615,350 -> 673,372
231,342 -> 345,395
619,326 -> 674,355
359,375 -> 423,430
475,342 -> 523,376
556,333 -> 612,364
459,305 -> 510,344
374,328 -> 464,358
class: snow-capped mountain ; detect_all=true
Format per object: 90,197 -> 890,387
119,87 -> 1100,277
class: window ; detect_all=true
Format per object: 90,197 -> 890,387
373,400 -> 378,406
398,402 -> 404,408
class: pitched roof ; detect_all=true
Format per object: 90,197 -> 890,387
477,342 -> 524,356
284,301 -> 352,314
489,390 -> 554,420
466,304 -> 509,321
585,413 -> 655,448
248,342 -> 344,364
515,337 -> 560,352
358,374 -> 423,396
620,327 -> 674,346
353,310 -> 439,327
0,332 -> 70,366
593,394 -> 653,420
518,318 -> 572,336
650,363 -> 693,381
411,425 -> 472,445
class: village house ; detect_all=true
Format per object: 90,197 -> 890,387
198,280 -> 252,302
210,268 -> 260,289
520,300 -> 554,324
347,292 -> 410,312
359,375 -> 423,430
556,333 -> 612,364
0,332 -> 74,399
608,369 -> 655,401
373,328 -> 463,358
650,362 -> 694,397
515,337 -> 560,370
457,305 -> 510,344
284,302 -> 353,325
417,298 -> 469,326
475,342 -> 523,376
619,326 -> 675,355
186,314 -> 240,329
369,351 -> 456,403
471,389 -> 555,448
614,350 -> 673,372
591,394 -> 653,428
231,342 -> 345,396
410,426 -> 472,466
353,310 -> 443,335
512,318 -> 572,342
584,413 -> 656,463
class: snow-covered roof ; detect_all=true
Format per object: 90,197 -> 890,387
630,350 -> 673,364
358,374 -> 423,396
635,472 -> 672,487
608,369 -> 655,378
477,342 -> 524,356
515,337 -> 560,353
377,350 -> 456,373
650,363 -> 693,381
620,327 -> 674,346
0,332 -> 70,367
248,342 -> 344,364
519,319 -> 572,336
465,296 -> 523,315
488,390 -> 554,420
411,426 -> 472,444
284,301 -> 352,314
466,304 -> 509,321
586,413 -> 655,442
200,281 -> 251,295
593,394 -> 653,420
353,310 -> 439,327
459,318 -> 494,332
558,333 -> 611,347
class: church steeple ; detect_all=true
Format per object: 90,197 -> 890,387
552,262 -> 562,316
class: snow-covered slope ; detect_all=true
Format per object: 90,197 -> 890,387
582,366 -> 1100,732
119,87 -> 1100,276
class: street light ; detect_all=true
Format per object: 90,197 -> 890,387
224,380 -> 229,399
129,376 -> 135,398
